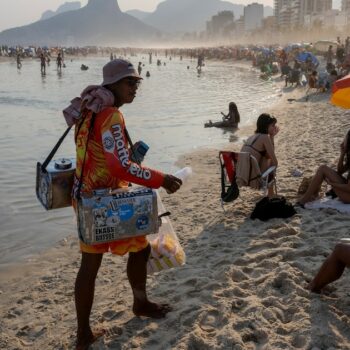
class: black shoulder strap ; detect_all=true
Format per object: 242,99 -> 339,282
41,112 -> 88,172
41,125 -> 73,171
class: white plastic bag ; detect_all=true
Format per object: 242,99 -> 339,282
147,191 -> 186,274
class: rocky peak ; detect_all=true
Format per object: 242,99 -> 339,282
86,0 -> 121,12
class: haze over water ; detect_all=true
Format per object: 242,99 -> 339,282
0,55 -> 280,267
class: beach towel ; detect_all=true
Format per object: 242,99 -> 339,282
305,197 -> 350,214
236,152 -> 261,189
63,85 -> 115,126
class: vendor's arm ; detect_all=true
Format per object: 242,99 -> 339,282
101,109 -> 164,188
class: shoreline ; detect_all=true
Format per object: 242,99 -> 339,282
2,82 -> 350,349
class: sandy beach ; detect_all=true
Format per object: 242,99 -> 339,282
1,83 -> 350,349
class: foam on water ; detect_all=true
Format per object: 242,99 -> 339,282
0,55 -> 281,266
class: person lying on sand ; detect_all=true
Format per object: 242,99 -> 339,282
297,130 -> 350,207
241,113 -> 279,197
308,240 -> 350,293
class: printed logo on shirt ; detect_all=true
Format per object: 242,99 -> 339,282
128,163 -> 151,180
111,124 -> 129,167
102,131 -> 115,152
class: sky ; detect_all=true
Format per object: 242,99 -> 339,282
0,0 -> 341,32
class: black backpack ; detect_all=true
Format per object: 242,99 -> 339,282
251,196 -> 296,221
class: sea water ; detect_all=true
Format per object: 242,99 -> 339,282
0,55 -> 280,266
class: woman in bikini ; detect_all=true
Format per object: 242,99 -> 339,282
241,113 -> 279,197
297,130 -> 350,207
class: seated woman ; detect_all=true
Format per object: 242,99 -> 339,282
298,130 -> 350,206
206,102 -> 240,128
308,240 -> 350,293
240,113 -> 279,197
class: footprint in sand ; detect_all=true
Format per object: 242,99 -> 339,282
231,299 -> 248,311
101,309 -> 123,321
231,268 -> 249,282
105,325 -> 123,339
198,309 -> 227,334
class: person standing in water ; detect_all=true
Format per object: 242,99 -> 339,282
138,62 -> 142,75
40,53 -> 46,75
16,52 -> 22,69
56,52 -> 63,73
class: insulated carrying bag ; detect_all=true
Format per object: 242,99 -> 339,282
77,187 -> 159,244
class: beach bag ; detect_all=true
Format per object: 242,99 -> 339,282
251,196 -> 296,221
147,192 -> 186,274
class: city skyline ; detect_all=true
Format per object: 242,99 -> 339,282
0,0 -> 341,32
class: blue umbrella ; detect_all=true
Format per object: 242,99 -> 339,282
297,52 -> 319,67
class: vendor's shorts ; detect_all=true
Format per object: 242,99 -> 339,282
80,236 -> 149,255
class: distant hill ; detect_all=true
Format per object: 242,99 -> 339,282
142,0 -> 245,33
0,0 -> 159,46
40,1 -> 81,21
126,9 -> 151,21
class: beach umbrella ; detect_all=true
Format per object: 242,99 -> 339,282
296,52 -> 319,66
331,74 -> 350,109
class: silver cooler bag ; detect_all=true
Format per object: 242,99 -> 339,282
77,187 -> 159,245
36,158 -> 76,210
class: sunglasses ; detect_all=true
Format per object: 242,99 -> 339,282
122,78 -> 141,88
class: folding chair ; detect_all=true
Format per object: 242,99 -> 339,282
219,151 -> 277,210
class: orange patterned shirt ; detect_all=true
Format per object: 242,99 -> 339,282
73,107 -> 164,197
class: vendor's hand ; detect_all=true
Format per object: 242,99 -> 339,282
162,175 -> 182,194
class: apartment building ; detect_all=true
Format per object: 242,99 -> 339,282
244,2 -> 264,31
343,0 -> 350,11
274,0 -> 333,28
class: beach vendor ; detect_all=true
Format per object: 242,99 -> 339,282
71,59 -> 182,350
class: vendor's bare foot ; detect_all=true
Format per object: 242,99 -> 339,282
76,329 -> 105,350
133,301 -> 172,319
306,281 -> 321,294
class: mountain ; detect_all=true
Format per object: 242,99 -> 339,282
142,0 -> 245,33
126,9 -> 151,21
40,2 -> 81,21
0,0 -> 159,46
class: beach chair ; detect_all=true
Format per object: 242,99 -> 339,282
219,151 -> 277,208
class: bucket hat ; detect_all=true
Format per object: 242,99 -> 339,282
102,59 -> 142,86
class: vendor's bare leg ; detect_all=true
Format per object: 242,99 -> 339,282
128,245 -> 172,318
299,165 -> 346,205
308,243 -> 350,293
75,252 -> 104,350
